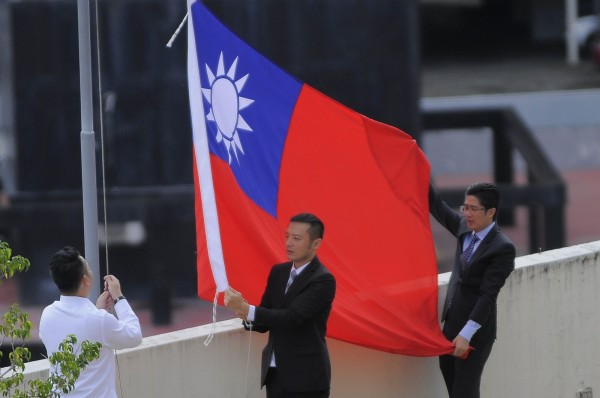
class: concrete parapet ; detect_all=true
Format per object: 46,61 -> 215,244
485,240 -> 600,397
12,240 -> 600,397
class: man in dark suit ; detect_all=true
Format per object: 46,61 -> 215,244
225,213 -> 336,398
429,182 -> 515,398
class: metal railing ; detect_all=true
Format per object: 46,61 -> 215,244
423,107 -> 566,253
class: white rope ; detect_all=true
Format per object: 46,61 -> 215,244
93,1 -> 122,396
93,0 -> 110,276
166,13 -> 188,48
203,291 -> 219,346
243,320 -> 253,398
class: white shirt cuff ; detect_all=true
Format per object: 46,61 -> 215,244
247,305 -> 256,322
458,320 -> 481,342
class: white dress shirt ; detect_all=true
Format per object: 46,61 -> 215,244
39,296 -> 142,397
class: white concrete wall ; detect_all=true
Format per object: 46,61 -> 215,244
16,240 -> 600,398
483,240 -> 600,397
116,321 -> 448,397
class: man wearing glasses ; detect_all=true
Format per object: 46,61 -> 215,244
429,181 -> 515,398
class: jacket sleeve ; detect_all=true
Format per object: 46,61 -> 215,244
254,270 -> 336,330
429,181 -> 461,237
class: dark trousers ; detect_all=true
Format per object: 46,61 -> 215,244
439,339 -> 494,398
265,368 -> 329,398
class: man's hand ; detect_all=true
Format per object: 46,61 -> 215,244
224,287 -> 250,318
452,335 -> 470,358
103,275 -> 123,300
96,290 -> 113,311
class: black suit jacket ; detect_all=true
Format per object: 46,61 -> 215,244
248,256 -> 336,393
429,184 -> 515,348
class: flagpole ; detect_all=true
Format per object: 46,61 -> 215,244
77,0 -> 101,300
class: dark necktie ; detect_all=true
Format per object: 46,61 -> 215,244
461,234 -> 480,270
285,269 -> 297,293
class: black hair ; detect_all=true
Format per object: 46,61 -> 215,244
465,182 -> 500,220
290,213 -> 325,240
48,246 -> 86,294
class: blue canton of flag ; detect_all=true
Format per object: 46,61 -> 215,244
191,2 -> 302,217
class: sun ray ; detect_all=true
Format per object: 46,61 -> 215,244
237,115 -> 253,132
216,52 -> 225,77
235,74 -> 249,93
224,140 -> 232,163
231,143 -> 239,161
206,109 -> 215,122
239,96 -> 254,110
205,65 -> 216,85
202,88 -> 213,103
227,57 -> 239,80
233,133 -> 245,155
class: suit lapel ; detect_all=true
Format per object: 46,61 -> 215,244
283,257 -> 320,303
272,264 -> 294,308
467,225 -> 498,267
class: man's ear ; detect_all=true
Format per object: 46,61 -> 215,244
312,238 -> 322,250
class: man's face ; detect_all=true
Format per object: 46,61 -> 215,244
463,195 -> 495,232
285,221 -> 321,266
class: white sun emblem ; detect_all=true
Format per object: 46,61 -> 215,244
202,52 -> 254,164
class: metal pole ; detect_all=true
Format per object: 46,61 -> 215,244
0,2 -> 17,193
77,0 -> 101,300
565,0 -> 579,65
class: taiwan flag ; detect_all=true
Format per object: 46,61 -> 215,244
188,0 -> 454,356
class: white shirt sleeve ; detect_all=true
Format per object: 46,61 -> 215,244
102,299 -> 142,349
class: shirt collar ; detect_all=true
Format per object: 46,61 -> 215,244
291,261 -> 311,276
59,295 -> 95,308
473,221 -> 496,241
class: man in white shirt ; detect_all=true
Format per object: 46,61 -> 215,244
39,246 -> 142,397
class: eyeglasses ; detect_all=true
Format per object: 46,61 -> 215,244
459,204 -> 486,213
